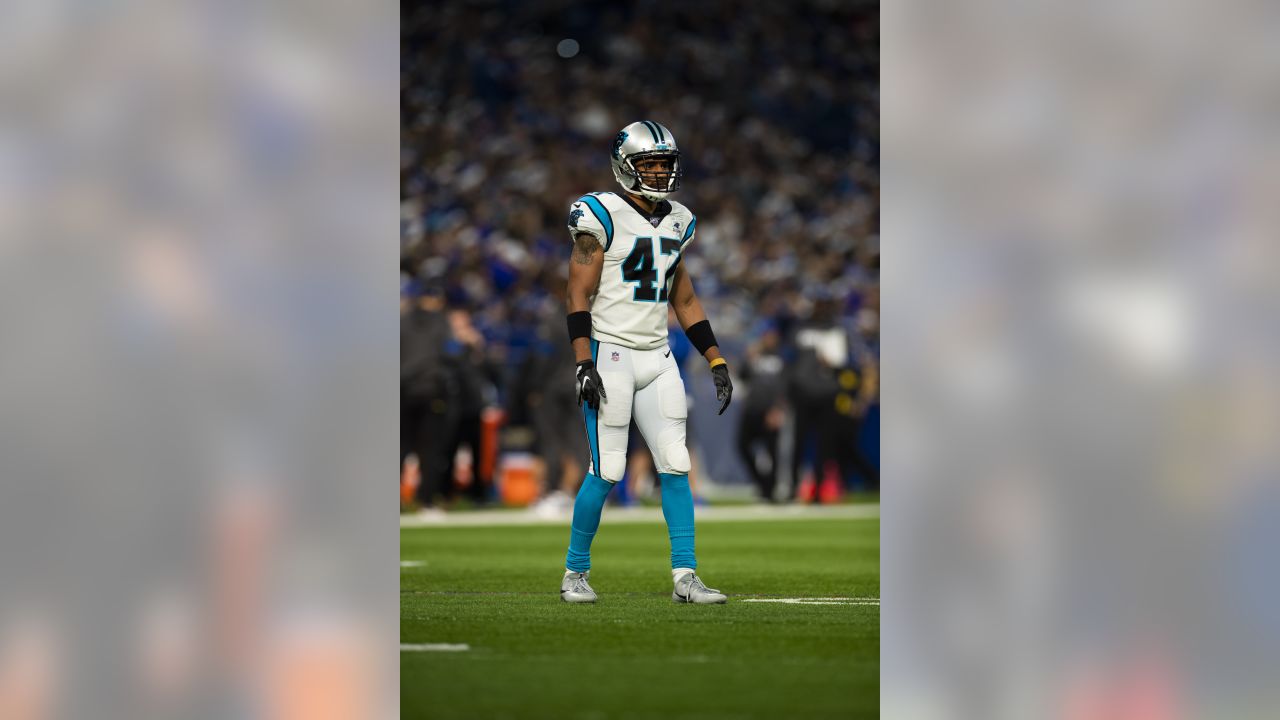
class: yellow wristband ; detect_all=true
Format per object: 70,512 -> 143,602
709,358 -> 727,369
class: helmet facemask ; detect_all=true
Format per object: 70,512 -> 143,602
621,151 -> 682,202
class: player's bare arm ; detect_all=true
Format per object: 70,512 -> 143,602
670,263 -> 733,414
567,232 -> 603,363
669,264 -> 721,363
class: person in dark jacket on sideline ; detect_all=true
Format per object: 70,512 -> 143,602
401,280 -> 454,508
736,325 -> 788,502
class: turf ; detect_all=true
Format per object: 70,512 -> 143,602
401,516 -> 879,720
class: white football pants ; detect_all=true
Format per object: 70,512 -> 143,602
582,339 -> 690,483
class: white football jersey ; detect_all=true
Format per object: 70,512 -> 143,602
567,191 -> 697,350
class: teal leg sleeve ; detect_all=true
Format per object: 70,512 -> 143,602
659,473 -> 696,570
565,473 -> 615,572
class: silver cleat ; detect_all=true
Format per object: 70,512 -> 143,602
672,573 -> 727,604
560,571 -> 597,603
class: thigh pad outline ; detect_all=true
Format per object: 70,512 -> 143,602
657,372 -> 688,420
599,372 -> 633,427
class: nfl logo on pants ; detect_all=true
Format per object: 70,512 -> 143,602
611,351 -> 620,361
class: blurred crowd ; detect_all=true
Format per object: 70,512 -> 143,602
401,0 -> 879,508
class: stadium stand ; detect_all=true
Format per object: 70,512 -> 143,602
401,0 -> 879,508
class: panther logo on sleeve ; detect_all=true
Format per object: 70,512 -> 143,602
568,206 -> 584,227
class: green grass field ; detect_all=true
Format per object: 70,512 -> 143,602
401,514 -> 879,720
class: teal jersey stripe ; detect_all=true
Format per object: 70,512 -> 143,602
578,195 -> 614,251
682,216 -> 697,242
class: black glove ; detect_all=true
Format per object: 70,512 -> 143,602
711,362 -> 733,415
576,359 -> 607,410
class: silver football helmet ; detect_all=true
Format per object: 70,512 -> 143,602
610,121 -> 682,201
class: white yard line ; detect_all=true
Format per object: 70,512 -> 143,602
400,561 -> 426,568
400,643 -> 470,652
401,503 -> 878,528
741,597 -> 880,606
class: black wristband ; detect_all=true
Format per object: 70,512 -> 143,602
684,319 -> 718,356
567,311 -> 592,343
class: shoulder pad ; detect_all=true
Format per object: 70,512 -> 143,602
568,194 -> 615,251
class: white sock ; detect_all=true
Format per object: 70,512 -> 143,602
565,569 -> 585,577
672,568 -> 695,583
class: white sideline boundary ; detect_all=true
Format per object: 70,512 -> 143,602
401,503 -> 878,528
400,643 -> 470,652
741,597 -> 880,606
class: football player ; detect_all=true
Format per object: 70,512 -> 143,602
561,121 -> 732,604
